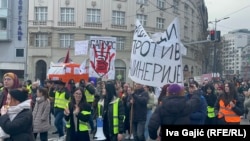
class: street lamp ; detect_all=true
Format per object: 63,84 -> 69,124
209,17 -> 230,75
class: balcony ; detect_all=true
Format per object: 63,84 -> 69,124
111,24 -> 127,30
58,22 -> 75,26
33,21 -> 47,26
84,22 -> 102,28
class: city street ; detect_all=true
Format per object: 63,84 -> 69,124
45,117 -> 250,141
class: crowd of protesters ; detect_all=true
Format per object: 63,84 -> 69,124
0,72 -> 248,141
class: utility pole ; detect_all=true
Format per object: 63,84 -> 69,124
210,17 -> 230,75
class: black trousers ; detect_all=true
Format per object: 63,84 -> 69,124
34,132 -> 48,141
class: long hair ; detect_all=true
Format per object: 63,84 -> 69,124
104,82 -> 117,110
37,87 -> 49,100
221,82 -> 237,106
69,87 -> 87,110
158,84 -> 170,104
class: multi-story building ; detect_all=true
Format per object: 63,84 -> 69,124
0,0 -> 28,81
27,0 -> 208,84
222,29 -> 250,79
241,44 -> 250,80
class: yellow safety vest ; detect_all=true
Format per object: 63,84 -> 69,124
54,91 -> 69,109
207,106 -> 215,118
0,87 -> 3,92
85,90 -> 94,103
66,110 -> 91,131
26,85 -> 32,94
98,98 -> 121,134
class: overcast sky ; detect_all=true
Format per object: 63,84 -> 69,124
204,0 -> 250,35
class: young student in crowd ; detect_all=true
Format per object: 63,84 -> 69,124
0,72 -> 20,110
148,84 -> 201,140
203,83 -> 217,124
186,81 -> 207,125
129,83 -> 149,141
215,82 -> 244,125
96,81 -> 125,141
32,87 -> 51,141
0,88 -> 35,141
64,87 -> 91,141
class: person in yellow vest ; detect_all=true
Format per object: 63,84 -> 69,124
95,81 -> 125,141
54,80 -> 70,141
0,81 -> 3,92
79,80 -> 96,134
25,80 -> 32,96
214,82 -> 244,125
203,83 -> 217,124
64,87 -> 91,141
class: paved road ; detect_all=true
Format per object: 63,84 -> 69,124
44,117 -> 250,141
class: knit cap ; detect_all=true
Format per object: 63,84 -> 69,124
168,84 -> 182,95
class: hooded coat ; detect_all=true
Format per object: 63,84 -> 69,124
148,91 -> 201,140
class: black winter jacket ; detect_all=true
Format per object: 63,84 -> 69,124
148,92 -> 201,140
0,109 -> 35,141
129,88 -> 149,122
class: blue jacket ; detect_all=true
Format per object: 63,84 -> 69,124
185,90 -> 207,125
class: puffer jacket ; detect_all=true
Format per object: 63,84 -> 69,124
32,97 -> 51,133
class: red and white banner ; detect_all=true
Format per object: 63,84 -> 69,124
89,36 -> 116,80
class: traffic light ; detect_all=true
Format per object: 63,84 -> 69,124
216,31 -> 221,42
210,30 -> 215,41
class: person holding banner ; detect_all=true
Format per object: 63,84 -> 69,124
129,83 -> 149,141
96,81 -> 125,141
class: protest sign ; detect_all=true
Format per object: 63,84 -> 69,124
74,40 -> 89,55
128,18 -> 184,87
89,36 -> 116,79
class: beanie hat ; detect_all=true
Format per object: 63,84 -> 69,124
168,84 -> 182,95
9,88 -> 28,103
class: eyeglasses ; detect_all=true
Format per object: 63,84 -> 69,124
74,92 -> 82,96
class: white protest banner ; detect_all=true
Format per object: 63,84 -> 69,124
128,17 -> 183,87
74,40 -> 89,55
89,36 -> 116,79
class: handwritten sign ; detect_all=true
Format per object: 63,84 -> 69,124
74,40 -> 89,55
89,36 -> 116,79
128,18 -> 184,87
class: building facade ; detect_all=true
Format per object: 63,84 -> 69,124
0,0 -> 28,81
222,29 -> 250,79
27,0 -> 208,84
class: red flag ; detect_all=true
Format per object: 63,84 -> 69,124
64,49 -> 70,63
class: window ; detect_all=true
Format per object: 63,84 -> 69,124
173,0 -> 179,13
0,0 -> 7,8
16,49 -> 24,57
35,7 -> 48,21
136,14 -> 147,26
157,0 -> 165,9
156,17 -> 164,29
87,9 -> 101,23
60,34 -> 74,48
0,19 -> 7,30
61,8 -> 74,22
112,11 -> 125,25
136,0 -> 148,4
35,34 -> 48,47
113,36 -> 125,51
